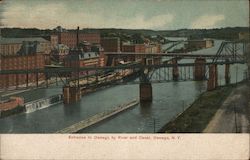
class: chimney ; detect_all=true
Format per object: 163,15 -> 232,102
77,26 -> 79,49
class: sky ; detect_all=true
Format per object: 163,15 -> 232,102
0,0 -> 249,30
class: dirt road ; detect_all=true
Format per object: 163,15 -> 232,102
203,83 -> 250,133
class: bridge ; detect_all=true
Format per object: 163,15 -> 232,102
0,40 -> 248,104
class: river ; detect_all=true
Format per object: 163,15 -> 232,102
0,39 -> 247,133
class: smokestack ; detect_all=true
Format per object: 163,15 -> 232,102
77,26 -> 79,49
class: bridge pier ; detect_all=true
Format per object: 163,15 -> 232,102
172,59 -> 179,81
225,61 -> 230,85
139,82 -> 152,102
63,85 -> 81,104
194,58 -> 206,80
207,64 -> 218,91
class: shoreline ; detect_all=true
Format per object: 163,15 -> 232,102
158,84 -> 236,133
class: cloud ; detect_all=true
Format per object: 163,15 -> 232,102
190,15 -> 225,29
2,3 -> 174,29
107,14 -> 174,29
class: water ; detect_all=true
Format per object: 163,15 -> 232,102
0,39 -> 247,133
162,37 -> 187,52
25,94 -> 63,113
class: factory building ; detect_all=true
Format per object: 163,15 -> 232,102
51,44 -> 70,62
0,41 -> 48,89
122,43 -> 161,53
122,44 -> 146,53
185,39 -> 214,49
0,37 -> 51,56
100,37 -> 121,52
0,54 -> 46,88
239,32 -> 249,41
54,31 -> 101,48
50,34 -> 59,49
64,49 -> 105,76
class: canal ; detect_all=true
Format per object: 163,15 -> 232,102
0,39 -> 247,133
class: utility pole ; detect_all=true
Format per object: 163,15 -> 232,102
182,100 -> 185,112
234,103 -> 238,133
235,65 -> 238,85
153,118 -> 156,133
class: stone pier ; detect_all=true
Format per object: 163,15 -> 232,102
172,59 -> 179,81
225,63 -> 230,85
207,64 -> 218,91
194,58 -> 206,81
63,85 -> 81,104
139,82 -> 152,102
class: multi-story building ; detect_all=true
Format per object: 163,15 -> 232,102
185,39 -> 214,49
122,44 -> 146,53
0,54 -> 46,88
51,44 -> 70,62
145,44 -> 161,53
100,37 -> 121,52
239,32 -> 249,41
50,34 -> 59,49
119,43 -> 161,65
64,50 -> 104,76
121,43 -> 161,53
79,33 -> 100,44
56,31 -> 101,48
0,37 -> 51,56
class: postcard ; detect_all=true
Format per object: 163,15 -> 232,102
0,0 -> 249,159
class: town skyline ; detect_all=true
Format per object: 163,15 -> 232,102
0,0 -> 248,30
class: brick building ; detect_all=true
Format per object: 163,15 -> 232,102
239,32 -> 250,41
0,37 -> 51,56
50,34 -> 59,49
122,44 -> 146,53
145,44 -> 161,53
185,39 -> 214,49
121,43 -> 161,62
0,54 -> 46,88
56,32 -> 101,48
64,50 -> 105,77
122,43 -> 161,53
100,37 -> 121,52
51,44 -> 70,62
64,48 -> 105,73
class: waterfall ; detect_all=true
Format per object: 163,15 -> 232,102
25,94 -> 63,113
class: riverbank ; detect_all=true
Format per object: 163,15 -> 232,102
203,82 -> 250,133
159,84 -> 234,133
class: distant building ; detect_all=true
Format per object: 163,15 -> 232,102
55,31 -> 101,48
51,44 -> 70,62
186,39 -> 214,49
117,43 -> 161,64
122,44 -> 146,53
50,34 -> 59,49
64,50 -> 105,75
122,43 -> 161,53
100,37 -> 121,52
0,37 -> 51,56
0,54 -> 46,88
239,32 -> 249,41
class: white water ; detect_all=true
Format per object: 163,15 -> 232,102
25,94 -> 63,113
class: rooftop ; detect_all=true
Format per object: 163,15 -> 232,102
65,50 -> 99,60
1,37 -> 49,44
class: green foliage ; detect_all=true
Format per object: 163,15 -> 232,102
161,86 -> 233,133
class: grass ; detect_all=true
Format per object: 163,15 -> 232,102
159,86 -> 233,133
